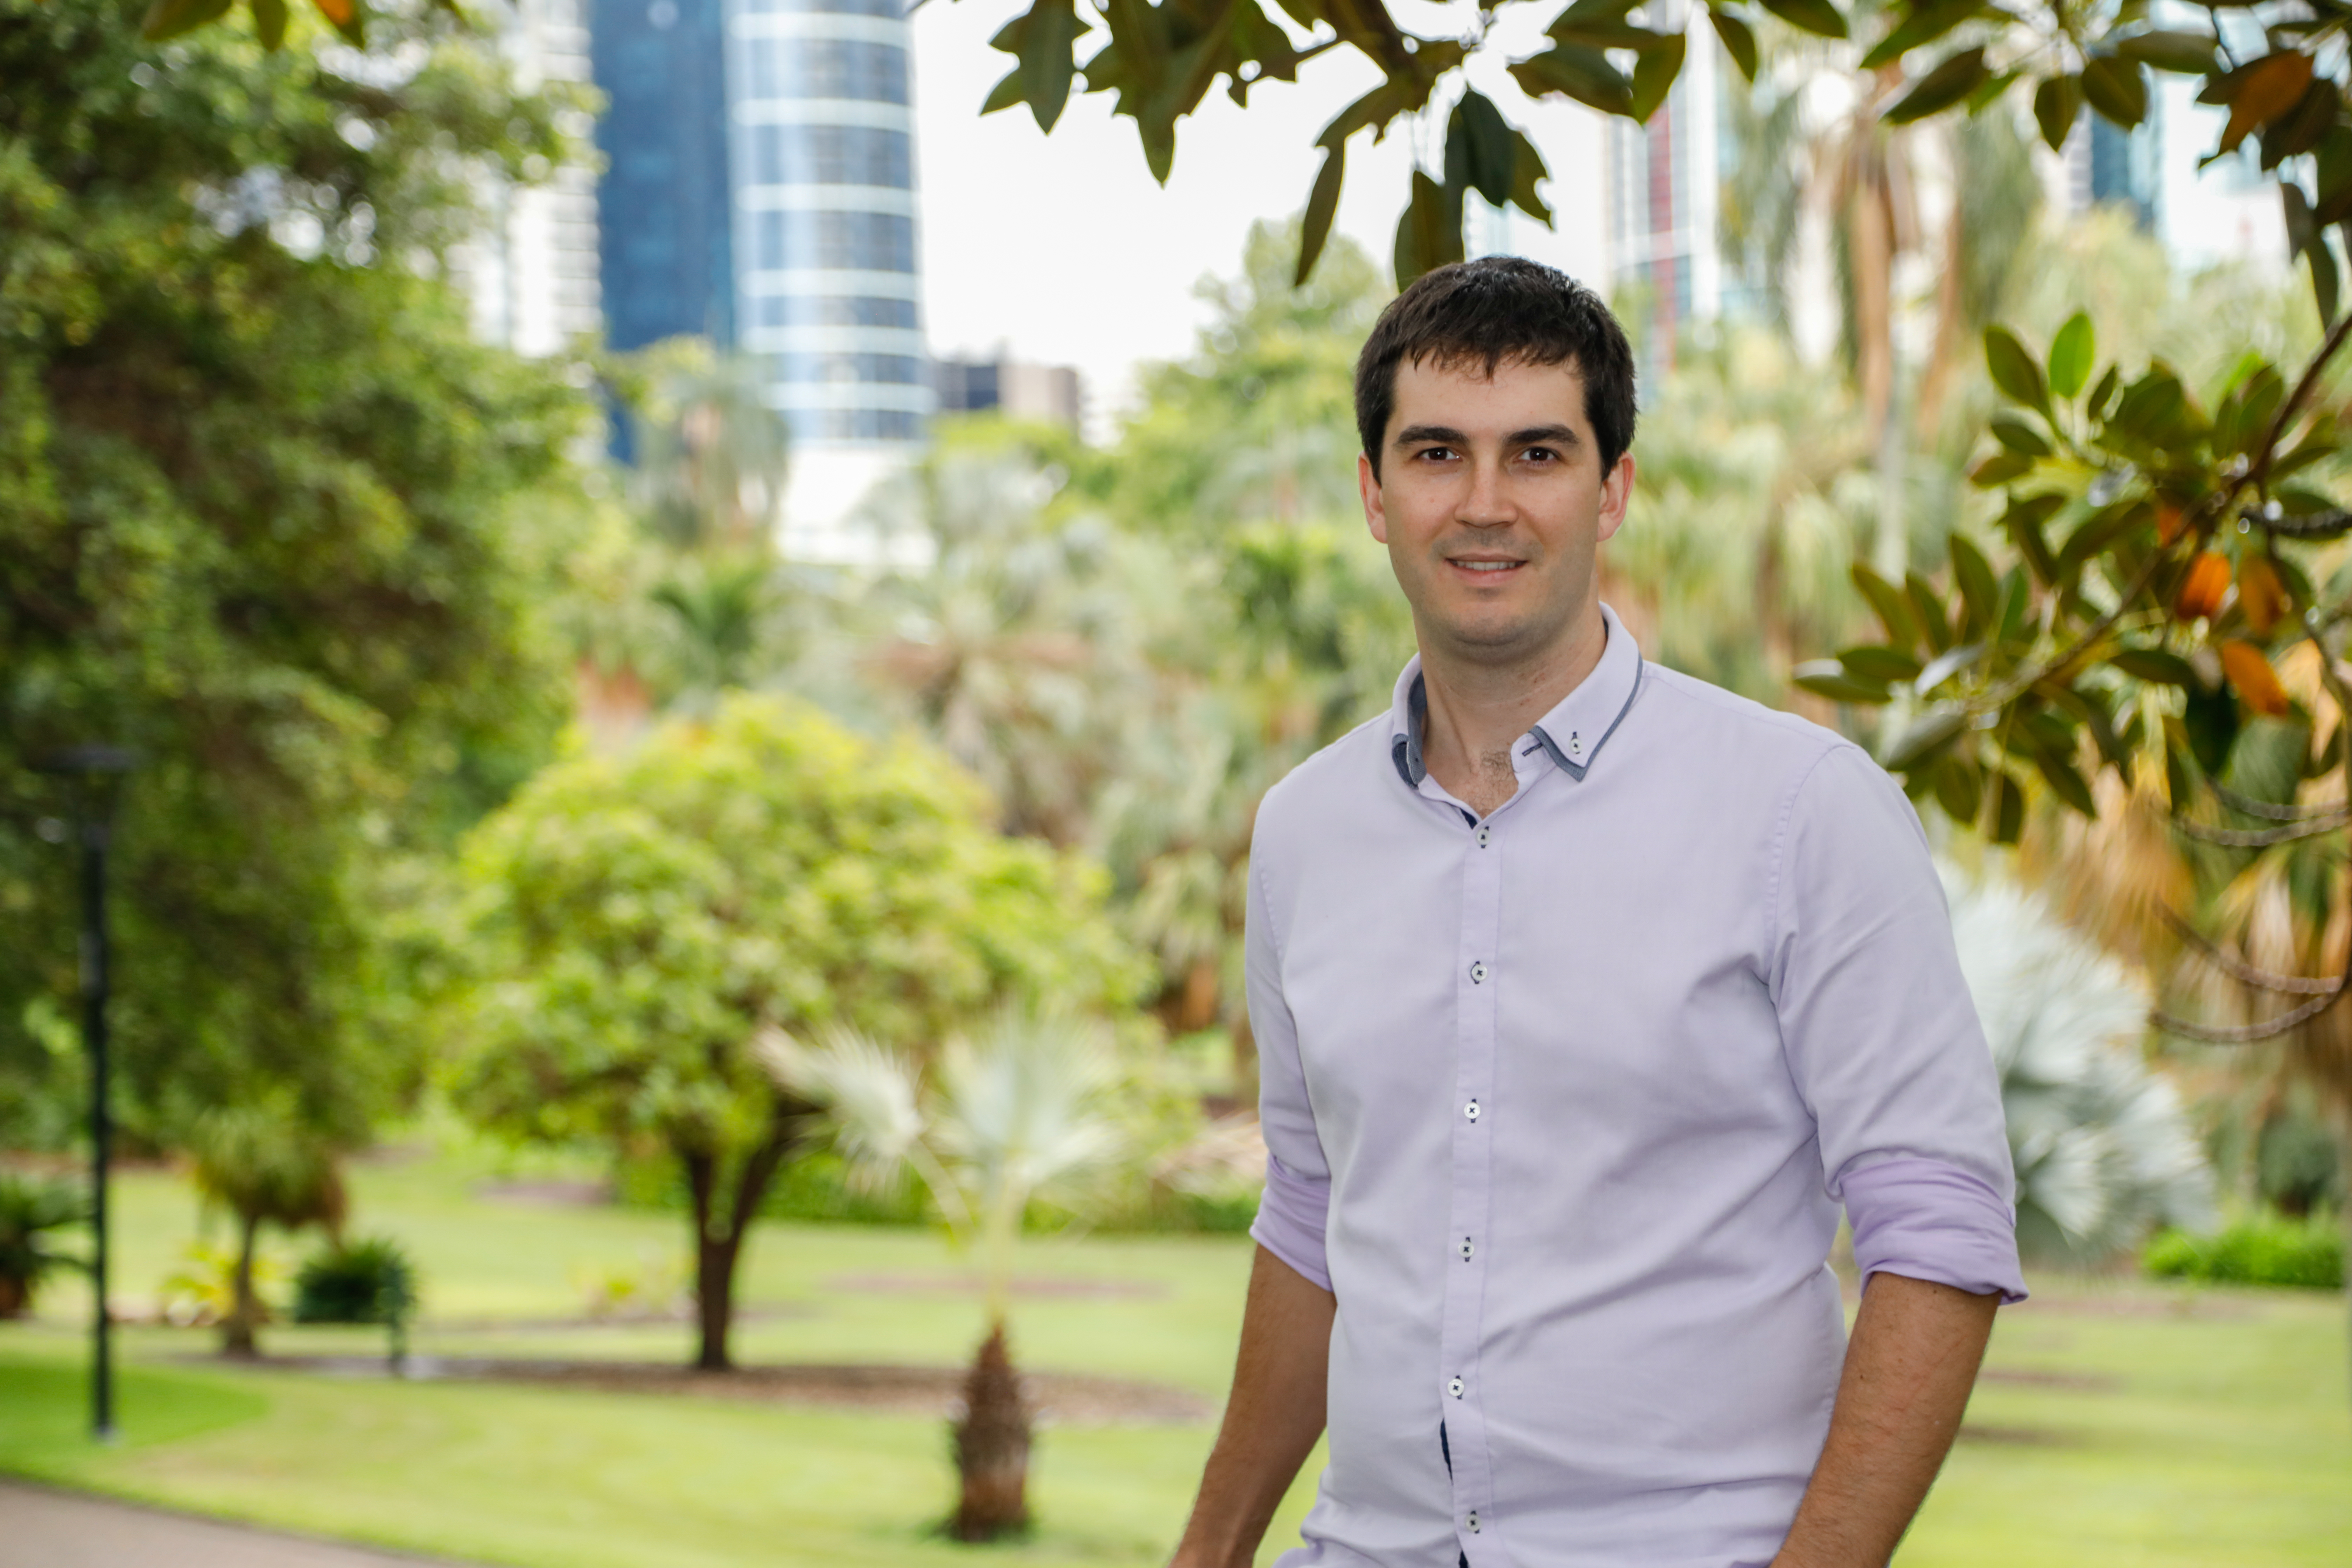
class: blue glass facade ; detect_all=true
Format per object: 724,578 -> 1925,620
591,0 -> 735,350
591,0 -> 930,447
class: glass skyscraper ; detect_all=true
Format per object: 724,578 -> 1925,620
591,0 -> 929,450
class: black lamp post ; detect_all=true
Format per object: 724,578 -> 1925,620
31,745 -> 138,1444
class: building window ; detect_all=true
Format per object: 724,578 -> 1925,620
796,408 -> 926,440
752,294 -> 920,329
750,125 -> 912,189
746,37 -> 907,104
742,0 -> 902,15
772,351 -> 925,385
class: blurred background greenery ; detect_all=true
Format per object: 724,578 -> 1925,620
1,0 -> 2347,1562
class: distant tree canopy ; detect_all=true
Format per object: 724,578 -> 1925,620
0,0 -> 592,1146
447,694 -> 1148,1369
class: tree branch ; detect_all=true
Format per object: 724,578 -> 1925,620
2250,306 -> 2352,486
2170,811 -> 2352,846
2205,777 -> 2348,820
2160,905 -> 2342,994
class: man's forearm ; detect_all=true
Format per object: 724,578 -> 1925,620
1171,1245 -> 1336,1568
1772,1272 -> 1999,1568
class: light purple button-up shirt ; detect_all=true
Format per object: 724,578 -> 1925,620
1246,605 -> 2025,1568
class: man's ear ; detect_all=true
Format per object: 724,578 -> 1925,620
1595,451 -> 1634,545
1360,452 -> 1389,545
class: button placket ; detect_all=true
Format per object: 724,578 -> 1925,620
1443,783 -> 1504,1554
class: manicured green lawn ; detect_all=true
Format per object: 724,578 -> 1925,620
2,1142 -> 2346,1566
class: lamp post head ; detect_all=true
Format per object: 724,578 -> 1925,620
29,747 -> 140,846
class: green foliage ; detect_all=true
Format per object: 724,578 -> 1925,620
292,1234 -> 417,1324
0,0 -> 593,1149
2145,1212 -> 2346,1290
0,1171 -> 85,1317
449,694 -> 1146,1365
189,1105 -> 349,1237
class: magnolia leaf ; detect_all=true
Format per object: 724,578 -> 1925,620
1970,449 -> 2033,487
2219,53 -> 2315,155
2116,29 -> 2218,75
2047,311 -> 2095,399
2109,648 -> 2198,686
142,0 -> 235,41
1883,47 -> 1989,124
1859,0 -> 1982,70
1850,562 -> 1919,650
1934,755 -> 1983,824
1949,533 -> 1999,636
1393,169 -> 1465,288
1509,46 -> 1635,117
1987,769 -> 2027,842
1630,33 -> 1688,124
1989,415 -> 2051,456
1907,569 -> 1954,653
1983,324 -> 2049,411
2081,56 -> 2148,127
1710,7 -> 1759,81
2239,553 -> 2291,635
1838,645 -> 1923,683
2221,640 -> 2293,716
1297,145 -> 1345,285
1884,706 -> 1968,770
1509,131 -> 1553,223
1757,0 -> 1848,41
2032,73 -> 2083,152
2032,744 -> 2098,815
1794,661 -> 1892,704
311,0 -> 363,43
2175,551 -> 2231,620
1915,640 -> 1988,695
1450,90 -> 1518,207
252,0 -> 288,48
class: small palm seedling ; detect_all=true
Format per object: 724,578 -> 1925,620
763,1004 -> 1124,1542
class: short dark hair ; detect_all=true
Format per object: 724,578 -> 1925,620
1353,257 -> 1637,479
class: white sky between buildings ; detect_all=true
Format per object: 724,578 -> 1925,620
909,0 -> 1611,438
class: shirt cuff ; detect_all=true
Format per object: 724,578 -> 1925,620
1840,1156 -> 2029,1304
1249,1151 -> 1333,1293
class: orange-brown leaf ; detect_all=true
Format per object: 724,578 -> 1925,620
2221,640 -> 2292,716
2221,53 -> 2314,153
2239,553 -> 2290,636
2175,551 -> 2231,621
2156,501 -> 2186,545
313,0 -> 354,23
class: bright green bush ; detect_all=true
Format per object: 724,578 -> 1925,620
293,1237 -> 419,1326
2144,1213 -> 2345,1290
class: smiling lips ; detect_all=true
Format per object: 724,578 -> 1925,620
1450,558 -> 1524,574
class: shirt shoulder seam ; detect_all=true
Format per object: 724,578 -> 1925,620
1767,738 -> 1863,967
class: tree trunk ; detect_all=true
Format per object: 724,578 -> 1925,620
681,1125 -> 800,1373
948,1320 -> 1033,1541
222,1211 -> 261,1358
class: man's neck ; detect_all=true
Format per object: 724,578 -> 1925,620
1418,607 -> 1607,818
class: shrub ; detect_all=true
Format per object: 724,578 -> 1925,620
0,1172 -> 85,1317
2144,1213 -> 2345,1290
293,1237 -> 419,1326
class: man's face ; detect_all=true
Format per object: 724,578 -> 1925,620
1360,354 -> 1633,669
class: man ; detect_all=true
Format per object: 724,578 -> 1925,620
1168,258 -> 2024,1568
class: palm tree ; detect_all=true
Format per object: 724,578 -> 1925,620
762,1006 -> 1123,1541
188,1105 -> 348,1357
1942,864 -> 2217,1265
0,1173 -> 85,1319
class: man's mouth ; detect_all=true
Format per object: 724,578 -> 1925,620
1449,558 -> 1524,574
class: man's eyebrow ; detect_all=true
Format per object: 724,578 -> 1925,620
1510,424 -> 1579,447
1392,424 -> 1467,447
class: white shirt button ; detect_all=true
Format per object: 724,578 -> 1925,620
1469,961 -> 1487,984
1448,1377 -> 1464,1398
1464,1099 -> 1480,1121
1467,1512 -> 1481,1533
1460,1236 -> 1475,1261
1476,824 -> 1491,847
1568,732 -> 1583,757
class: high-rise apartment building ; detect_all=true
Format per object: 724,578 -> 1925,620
1602,1 -> 1727,368
590,0 -> 931,540
454,0 -> 603,357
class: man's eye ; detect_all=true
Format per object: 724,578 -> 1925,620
1416,446 -> 1459,462
1520,447 -> 1559,464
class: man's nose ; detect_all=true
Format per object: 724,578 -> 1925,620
1457,458 -> 1514,525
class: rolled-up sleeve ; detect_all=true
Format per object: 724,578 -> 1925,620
1244,845 -> 1334,1293
1769,745 -> 2027,1304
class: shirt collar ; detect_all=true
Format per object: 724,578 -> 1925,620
1388,602 -> 1646,790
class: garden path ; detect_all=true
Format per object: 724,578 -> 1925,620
0,1479 -> 476,1567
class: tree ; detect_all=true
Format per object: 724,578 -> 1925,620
765,1006 -> 1128,1542
449,694 -> 1147,1371
0,0 -> 590,1150
188,1103 -> 350,1356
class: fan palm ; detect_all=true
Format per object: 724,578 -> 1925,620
188,1105 -> 348,1356
1943,865 -> 2216,1265
762,1006 -> 1123,1541
0,1172 -> 86,1319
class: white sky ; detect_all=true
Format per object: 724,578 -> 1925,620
908,0 -> 1612,430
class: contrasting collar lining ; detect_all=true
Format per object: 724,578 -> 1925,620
1388,606 -> 1646,791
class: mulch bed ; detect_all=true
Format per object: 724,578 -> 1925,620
209,1355 -> 1215,1426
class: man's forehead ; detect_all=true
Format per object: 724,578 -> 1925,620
1389,353 -> 1589,434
